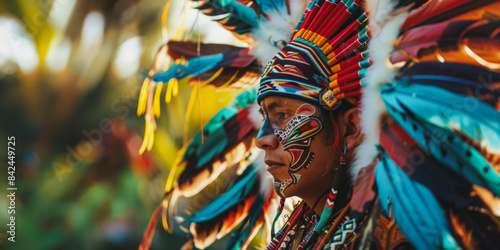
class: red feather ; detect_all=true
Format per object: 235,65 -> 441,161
139,204 -> 162,250
167,41 -> 242,59
351,160 -> 378,214
401,0 -> 494,32
188,63 -> 261,89
391,38 -> 500,67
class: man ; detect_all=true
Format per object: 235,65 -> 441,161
252,0 -> 412,247
256,97 -> 375,249
254,43 -> 411,250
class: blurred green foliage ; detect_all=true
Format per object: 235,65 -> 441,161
0,0 -> 241,249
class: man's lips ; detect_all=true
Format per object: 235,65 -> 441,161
265,160 -> 287,171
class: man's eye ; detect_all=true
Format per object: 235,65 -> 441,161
276,112 -> 289,121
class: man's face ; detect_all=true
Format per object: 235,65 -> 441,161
256,96 -> 337,199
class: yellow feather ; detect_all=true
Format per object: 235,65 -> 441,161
162,200 -> 169,232
184,84 -> 198,145
153,83 -> 164,118
137,78 -> 150,116
165,149 -> 186,195
201,67 -> 225,86
139,119 -> 151,155
165,78 -> 176,103
147,127 -> 155,151
172,78 -> 179,97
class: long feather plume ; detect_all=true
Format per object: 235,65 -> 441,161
186,164 -> 261,248
381,80 -> 500,196
391,19 -> 500,68
401,0 -> 499,32
375,152 -> 460,249
359,0 -> 500,249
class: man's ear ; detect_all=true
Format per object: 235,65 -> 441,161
343,108 -> 363,151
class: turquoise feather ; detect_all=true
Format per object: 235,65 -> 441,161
152,53 -> 224,83
182,89 -> 257,167
375,153 -> 460,250
185,165 -> 258,223
184,106 -> 236,166
381,79 -> 500,151
291,0 -> 318,32
234,87 -> 258,109
225,193 -> 267,250
254,0 -> 287,15
196,0 -> 261,35
381,80 -> 500,197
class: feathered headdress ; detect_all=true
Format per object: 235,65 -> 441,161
257,0 -> 370,111
354,0 -> 500,249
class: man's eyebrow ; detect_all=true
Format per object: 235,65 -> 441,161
258,100 -> 283,117
266,101 -> 282,112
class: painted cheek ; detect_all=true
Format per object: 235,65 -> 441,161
281,117 -> 323,183
274,128 -> 286,144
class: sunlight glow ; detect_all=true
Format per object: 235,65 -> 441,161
80,11 -> 105,51
113,36 -> 143,79
49,0 -> 77,31
46,36 -> 72,72
0,17 -> 39,74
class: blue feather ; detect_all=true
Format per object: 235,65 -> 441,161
381,80 -> 500,196
225,193 -> 267,250
375,153 -> 459,249
398,62 -> 500,87
195,0 -> 261,35
254,0 -> 287,15
185,164 -> 258,223
184,106 -> 236,167
152,53 -> 224,83
152,46 -> 255,85
182,89 -> 257,169
395,74 -> 500,109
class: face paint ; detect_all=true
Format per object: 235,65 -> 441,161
274,104 -> 322,184
257,102 -> 274,139
258,101 -> 322,197
273,178 -> 293,199
295,103 -> 315,116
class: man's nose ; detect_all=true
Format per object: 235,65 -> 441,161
256,132 -> 279,150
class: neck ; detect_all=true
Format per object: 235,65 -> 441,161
305,176 -> 352,216
303,190 -> 329,216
